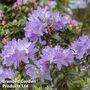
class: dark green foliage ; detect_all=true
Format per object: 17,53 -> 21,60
0,0 -> 16,6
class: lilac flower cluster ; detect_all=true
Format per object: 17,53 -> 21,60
25,35 -> 90,82
25,64 -> 38,80
25,45 -> 74,81
70,35 -> 90,59
1,38 -> 38,68
38,45 -> 74,70
25,46 -> 53,82
0,66 -> 14,84
24,7 -> 66,41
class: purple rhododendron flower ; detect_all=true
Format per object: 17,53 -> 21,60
40,46 -> 55,64
32,46 -> 54,82
25,61 -> 52,82
53,45 -> 74,70
87,48 -> 90,55
24,16 -> 47,41
35,60 -> 52,82
4,68 -> 14,79
52,13 -> 66,31
39,70 -> 52,82
38,45 -> 74,71
70,35 -> 90,59
24,7 -> 66,41
0,66 -> 14,84
1,38 -> 38,68
45,9 -> 66,31
0,66 -> 5,83
25,64 -> 38,80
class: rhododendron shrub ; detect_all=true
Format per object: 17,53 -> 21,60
0,0 -> 90,90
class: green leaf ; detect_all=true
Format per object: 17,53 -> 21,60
75,66 -> 79,73
34,85 -> 39,90
80,79 -> 86,87
0,43 -> 3,49
39,0 -> 48,4
46,86 -> 52,90
17,74 -> 21,80
0,4 -> 4,10
51,33 -> 62,41
67,81 -> 80,90
33,85 -> 42,90
87,78 -> 90,87
62,0 -> 68,7
51,16 -> 55,27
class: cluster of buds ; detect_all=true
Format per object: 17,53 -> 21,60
63,15 -> 79,29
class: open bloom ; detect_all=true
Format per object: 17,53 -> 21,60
24,7 -> 66,41
1,38 -> 38,68
25,64 -> 38,80
70,35 -> 90,59
52,45 -> 74,70
38,45 -> 74,71
0,66 -> 14,84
